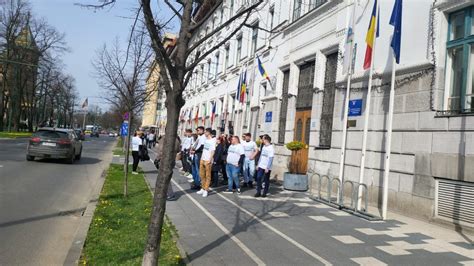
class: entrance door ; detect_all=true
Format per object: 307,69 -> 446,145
292,109 -> 311,174
292,61 -> 315,174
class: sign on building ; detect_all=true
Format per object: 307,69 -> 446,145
348,99 -> 362,117
265,111 -> 272,123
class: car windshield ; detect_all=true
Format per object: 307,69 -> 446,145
34,130 -> 68,139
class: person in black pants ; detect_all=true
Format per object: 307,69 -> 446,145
131,131 -> 143,174
211,136 -> 226,187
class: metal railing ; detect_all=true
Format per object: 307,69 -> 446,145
308,169 -> 381,221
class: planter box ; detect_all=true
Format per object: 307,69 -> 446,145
283,172 -> 308,191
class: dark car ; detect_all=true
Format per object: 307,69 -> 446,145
26,128 -> 83,163
90,130 -> 99,138
74,129 -> 85,141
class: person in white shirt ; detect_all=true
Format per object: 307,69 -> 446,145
131,131 -> 143,174
190,126 -> 205,190
255,134 -> 275,197
224,136 -> 245,194
147,131 -> 155,148
181,129 -> 193,174
197,128 -> 216,197
242,133 -> 259,188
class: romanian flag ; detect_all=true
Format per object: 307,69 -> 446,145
363,0 -> 380,70
257,56 -> 270,81
194,106 -> 199,124
202,102 -> 207,123
240,70 -> 247,103
211,102 -> 217,125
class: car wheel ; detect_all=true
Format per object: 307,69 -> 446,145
75,148 -> 82,160
26,155 -> 35,161
67,150 -> 75,164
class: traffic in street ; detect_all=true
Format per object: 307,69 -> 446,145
0,136 -> 115,265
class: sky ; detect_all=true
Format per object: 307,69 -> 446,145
29,0 -> 145,110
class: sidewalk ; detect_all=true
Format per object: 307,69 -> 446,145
140,158 -> 473,265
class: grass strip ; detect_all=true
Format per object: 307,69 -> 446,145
80,164 -> 184,265
0,131 -> 32,138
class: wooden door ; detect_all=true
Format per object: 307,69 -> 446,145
292,109 -> 311,174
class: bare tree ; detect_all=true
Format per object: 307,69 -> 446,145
0,0 -> 68,131
92,28 -> 153,196
82,0 -> 265,263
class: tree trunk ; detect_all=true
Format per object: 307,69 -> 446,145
142,92 -> 182,266
124,111 -> 133,196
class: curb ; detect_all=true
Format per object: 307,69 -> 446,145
63,169 -> 107,265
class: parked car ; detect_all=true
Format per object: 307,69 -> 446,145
90,130 -> 100,138
26,128 -> 82,163
74,129 -> 85,140
108,131 -> 118,137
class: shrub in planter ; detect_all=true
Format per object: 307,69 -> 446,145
284,141 -> 308,191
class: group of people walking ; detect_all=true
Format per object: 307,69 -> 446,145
180,127 -> 275,198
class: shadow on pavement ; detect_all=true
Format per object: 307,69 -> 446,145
0,207 -> 86,228
33,157 -> 102,165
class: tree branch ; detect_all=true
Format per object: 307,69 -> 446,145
186,0 -> 263,57
185,10 -> 253,72
189,0 -> 223,31
164,0 -> 183,21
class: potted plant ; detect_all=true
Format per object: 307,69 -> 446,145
283,141 -> 309,191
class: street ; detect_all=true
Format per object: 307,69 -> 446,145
0,136 -> 115,265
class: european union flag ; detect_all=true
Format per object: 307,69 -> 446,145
389,0 -> 402,64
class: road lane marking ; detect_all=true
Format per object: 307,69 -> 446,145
171,179 -> 265,266
214,190 -> 332,265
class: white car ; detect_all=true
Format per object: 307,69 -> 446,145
108,132 -> 118,137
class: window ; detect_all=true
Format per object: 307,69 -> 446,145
207,60 -> 212,80
251,22 -> 259,55
278,70 -> 290,144
445,6 -> 474,112
269,6 -> 275,30
215,53 -> 220,76
220,8 -> 224,24
236,35 -> 242,62
319,53 -> 338,148
309,0 -> 326,10
200,65 -> 205,85
293,0 -> 302,20
224,45 -> 230,69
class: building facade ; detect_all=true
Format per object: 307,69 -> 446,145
177,0 -> 474,229
141,33 -> 177,132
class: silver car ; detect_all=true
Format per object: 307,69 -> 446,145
26,128 -> 83,164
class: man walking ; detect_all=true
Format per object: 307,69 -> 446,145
255,135 -> 274,198
181,129 -> 193,175
190,126 -> 205,190
147,130 -> 155,148
242,133 -> 258,188
197,128 -> 216,198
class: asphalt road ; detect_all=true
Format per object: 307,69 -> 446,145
0,136 -> 115,265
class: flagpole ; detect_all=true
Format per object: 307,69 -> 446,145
338,0 -> 356,205
382,56 -> 396,219
247,55 -> 257,133
82,111 -> 86,129
357,0 -> 379,211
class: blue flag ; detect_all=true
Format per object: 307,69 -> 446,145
236,72 -> 242,102
389,0 -> 402,64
